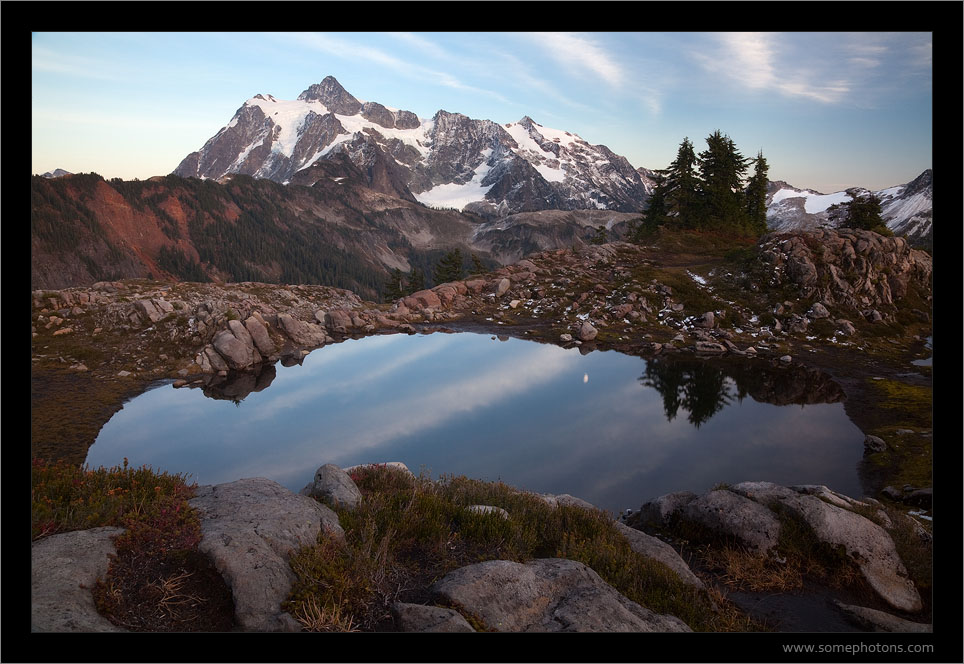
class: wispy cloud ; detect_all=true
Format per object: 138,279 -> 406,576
693,32 -> 852,105
32,44 -> 123,81
527,32 -> 625,88
280,32 -> 510,104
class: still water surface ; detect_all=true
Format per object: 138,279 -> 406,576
87,332 -> 866,514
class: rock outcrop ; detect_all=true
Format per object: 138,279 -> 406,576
757,228 -> 932,320
629,481 -> 922,614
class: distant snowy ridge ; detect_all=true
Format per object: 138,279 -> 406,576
173,76 -> 652,219
765,169 -> 932,247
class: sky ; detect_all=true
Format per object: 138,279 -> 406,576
32,31 -> 933,194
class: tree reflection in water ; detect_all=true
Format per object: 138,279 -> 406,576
640,356 -> 845,428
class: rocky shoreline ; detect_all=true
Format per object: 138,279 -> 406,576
32,462 -> 932,633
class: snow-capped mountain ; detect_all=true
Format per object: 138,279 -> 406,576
41,168 -> 72,179
173,76 -> 652,219
766,169 -> 932,247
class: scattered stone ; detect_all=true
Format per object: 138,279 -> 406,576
559,333 -> 573,343
863,435 -> 887,453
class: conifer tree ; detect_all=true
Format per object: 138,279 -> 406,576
383,268 -> 406,302
433,248 -> 464,285
627,171 -> 670,244
408,266 -> 425,293
698,130 -> 748,232
744,150 -> 770,237
662,138 -> 702,228
470,253 -> 486,275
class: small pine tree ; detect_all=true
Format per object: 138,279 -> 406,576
663,138 -> 702,229
433,248 -> 464,285
470,253 -> 486,275
744,150 -> 770,237
631,171 -> 668,242
407,266 -> 425,294
383,268 -> 406,302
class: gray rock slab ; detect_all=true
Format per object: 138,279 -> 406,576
431,558 -> 691,632
31,527 -> 127,632
613,521 -> 704,589
189,477 -> 344,632
392,603 -> 476,632
833,601 -> 932,633
635,491 -> 698,527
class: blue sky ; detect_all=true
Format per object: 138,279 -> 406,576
32,31 -> 932,194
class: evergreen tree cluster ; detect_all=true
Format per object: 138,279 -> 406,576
382,248 -> 491,302
628,131 -> 769,241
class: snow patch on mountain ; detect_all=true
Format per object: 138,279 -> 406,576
770,187 -> 851,214
415,149 -> 496,209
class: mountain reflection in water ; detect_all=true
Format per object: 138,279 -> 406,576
87,332 -> 864,515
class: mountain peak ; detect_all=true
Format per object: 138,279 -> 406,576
297,76 -> 361,115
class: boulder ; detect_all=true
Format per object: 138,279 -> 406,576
576,321 -> 598,341
694,311 -> 715,329
808,302 -> 831,319
244,315 -> 276,356
493,278 -> 511,297
680,489 -> 782,553
430,558 -> 691,632
300,463 -> 364,509
31,527 -> 127,632
633,491 -> 698,528
212,323 -> 262,370
189,478 -> 344,632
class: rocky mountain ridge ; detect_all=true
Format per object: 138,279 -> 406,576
766,169 -> 933,248
173,76 -> 654,219
30,168 -> 639,294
